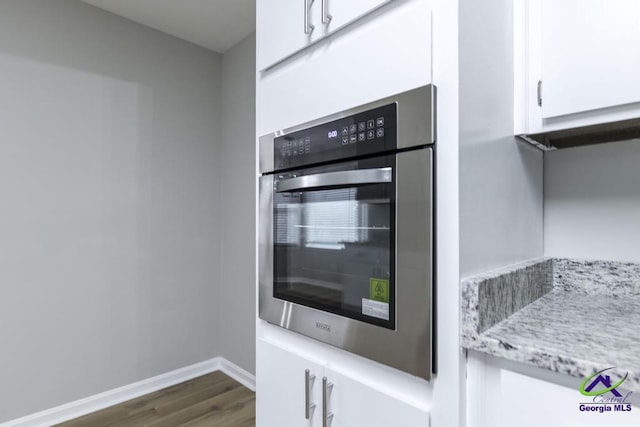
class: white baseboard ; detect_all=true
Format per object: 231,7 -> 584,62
1,357 -> 256,427
219,358 -> 256,392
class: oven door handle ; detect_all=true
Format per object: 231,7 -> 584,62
276,167 -> 392,192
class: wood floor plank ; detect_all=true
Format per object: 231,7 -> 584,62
60,372 -> 231,427
142,384 -> 253,427
178,392 -> 255,427
152,378 -> 238,416
102,377 -> 239,426
57,371 -> 255,427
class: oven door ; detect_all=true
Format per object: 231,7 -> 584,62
273,155 -> 396,329
259,148 -> 433,379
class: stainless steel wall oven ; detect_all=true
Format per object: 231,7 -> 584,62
259,86 -> 435,379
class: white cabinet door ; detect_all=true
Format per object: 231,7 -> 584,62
257,0 -> 399,71
257,0 -> 432,136
322,0 -> 394,36
500,371 -> 640,427
257,339 -> 324,427
256,0 -> 318,71
516,0 -> 640,133
257,338 -> 430,427
540,0 -> 640,119
325,368 -> 430,427
467,355 -> 640,427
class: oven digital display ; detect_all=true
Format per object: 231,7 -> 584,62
273,103 -> 397,171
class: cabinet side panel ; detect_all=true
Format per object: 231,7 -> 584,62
460,0 -> 543,277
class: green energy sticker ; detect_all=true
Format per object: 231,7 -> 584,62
369,278 -> 390,303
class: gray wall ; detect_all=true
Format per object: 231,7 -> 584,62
459,0 -> 544,278
219,34 -> 257,374
0,0 -> 222,421
544,140 -> 640,262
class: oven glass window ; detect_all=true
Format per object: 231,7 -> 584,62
273,157 -> 395,329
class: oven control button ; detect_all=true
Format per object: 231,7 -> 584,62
358,132 -> 366,142
358,121 -> 366,132
367,119 -> 375,129
376,117 -> 384,127
367,130 -> 375,140
342,136 -> 349,145
342,127 -> 349,136
350,134 -> 357,143
305,145 -> 311,153
376,128 -> 385,138
349,124 -> 357,134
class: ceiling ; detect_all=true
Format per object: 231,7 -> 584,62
81,0 -> 255,53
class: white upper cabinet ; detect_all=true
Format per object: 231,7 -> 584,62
541,0 -> 640,118
257,0 -> 431,135
515,0 -> 640,134
321,0 -> 392,37
257,0 -> 395,70
256,0 -> 318,72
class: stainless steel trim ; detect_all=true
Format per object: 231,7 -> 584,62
305,369 -> 316,419
258,148 -> 434,380
276,168 -> 392,192
322,377 -> 333,427
517,133 -> 557,151
321,0 -> 332,24
304,0 -> 315,34
259,85 -> 435,174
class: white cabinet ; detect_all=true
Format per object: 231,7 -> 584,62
256,0 -> 433,423
466,354 -> 640,427
256,338 -> 430,427
500,371 -> 640,427
256,0 -> 395,70
257,0 -> 432,136
256,0 -> 318,72
256,339 -> 323,426
515,0 -> 640,134
326,367 -> 430,427
321,0 -> 392,37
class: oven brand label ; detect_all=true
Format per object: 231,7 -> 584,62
315,322 -> 331,332
362,298 -> 389,321
369,278 -> 390,303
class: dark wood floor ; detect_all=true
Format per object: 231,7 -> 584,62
57,371 -> 255,427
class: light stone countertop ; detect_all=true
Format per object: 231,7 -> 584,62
461,258 -> 640,392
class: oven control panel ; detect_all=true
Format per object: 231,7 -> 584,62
273,103 -> 397,170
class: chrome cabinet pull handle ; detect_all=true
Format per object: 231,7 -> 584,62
305,369 -> 316,419
304,0 -> 315,34
321,0 -> 332,24
322,377 -> 334,427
